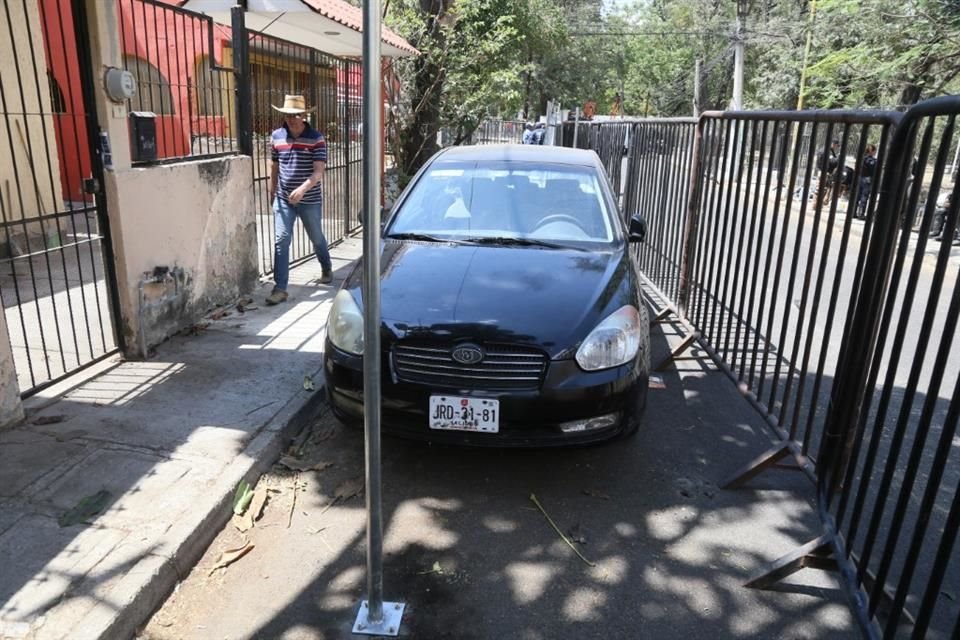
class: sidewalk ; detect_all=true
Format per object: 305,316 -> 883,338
0,234 -> 364,640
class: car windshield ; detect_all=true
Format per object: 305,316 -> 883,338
386,160 -> 617,245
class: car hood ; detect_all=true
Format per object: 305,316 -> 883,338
344,240 -> 637,357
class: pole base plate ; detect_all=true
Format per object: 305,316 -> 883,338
352,600 -> 405,636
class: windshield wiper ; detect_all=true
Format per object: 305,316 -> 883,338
385,232 -> 458,243
461,236 -> 586,251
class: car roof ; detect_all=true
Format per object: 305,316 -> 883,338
433,144 -> 602,169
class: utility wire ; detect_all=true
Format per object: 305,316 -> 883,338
643,46 -> 733,110
570,30 -> 730,37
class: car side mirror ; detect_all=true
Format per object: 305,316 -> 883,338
628,214 -> 646,243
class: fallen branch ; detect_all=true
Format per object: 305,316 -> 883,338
287,472 -> 300,529
529,493 -> 595,567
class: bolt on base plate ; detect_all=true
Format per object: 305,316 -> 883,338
352,600 -> 405,636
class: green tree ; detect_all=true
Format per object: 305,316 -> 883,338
604,0 -> 735,116
386,0 -> 570,174
803,0 -> 960,108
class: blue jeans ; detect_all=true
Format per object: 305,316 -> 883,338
273,197 -> 331,291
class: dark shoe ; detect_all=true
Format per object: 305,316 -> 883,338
320,270 -> 333,285
265,289 -> 288,305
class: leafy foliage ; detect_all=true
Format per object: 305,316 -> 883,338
383,0 -> 960,173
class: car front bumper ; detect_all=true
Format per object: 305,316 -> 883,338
323,340 -> 648,447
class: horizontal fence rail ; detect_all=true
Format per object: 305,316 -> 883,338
556,97 -> 960,638
117,0 -> 238,164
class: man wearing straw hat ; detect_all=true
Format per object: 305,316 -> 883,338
266,94 -> 332,305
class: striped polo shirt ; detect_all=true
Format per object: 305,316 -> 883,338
271,122 -> 327,205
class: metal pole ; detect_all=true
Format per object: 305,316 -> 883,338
353,0 -> 404,635
796,0 -> 817,112
572,107 -> 580,148
732,0 -> 744,111
693,57 -> 702,118
951,137 -> 959,178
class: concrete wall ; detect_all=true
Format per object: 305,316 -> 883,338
82,1 -> 257,358
0,0 -> 66,254
107,157 -> 258,356
0,311 -> 24,429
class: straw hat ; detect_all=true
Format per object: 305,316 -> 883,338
271,94 -> 316,114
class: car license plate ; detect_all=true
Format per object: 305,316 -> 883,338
429,396 -> 500,433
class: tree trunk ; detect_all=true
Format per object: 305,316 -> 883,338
898,82 -> 923,108
402,52 -> 444,174
400,0 -> 449,175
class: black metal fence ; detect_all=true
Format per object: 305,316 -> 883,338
117,0 -> 237,163
470,119 -> 525,145
438,119 -> 525,147
687,111 -> 900,486
558,98 -> 960,638
241,31 -> 364,277
818,97 -> 960,639
0,0 -> 121,395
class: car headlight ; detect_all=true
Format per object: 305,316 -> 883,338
575,305 -> 642,371
327,289 -> 364,355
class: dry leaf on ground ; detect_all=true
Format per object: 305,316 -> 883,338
316,477 -> 366,520
247,487 -> 268,521
231,514 -> 252,533
234,488 -> 269,531
209,540 -> 254,575
335,477 -> 365,500
237,296 -> 256,313
311,426 -> 337,443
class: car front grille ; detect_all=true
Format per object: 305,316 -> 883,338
393,341 -> 547,390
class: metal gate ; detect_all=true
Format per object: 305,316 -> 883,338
235,28 -> 364,277
0,0 -> 121,396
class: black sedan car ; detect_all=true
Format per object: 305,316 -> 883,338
324,144 -> 650,446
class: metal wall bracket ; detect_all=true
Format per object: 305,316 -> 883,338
353,601 -> 405,637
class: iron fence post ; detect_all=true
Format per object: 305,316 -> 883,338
677,116 -> 704,319
230,7 -> 252,156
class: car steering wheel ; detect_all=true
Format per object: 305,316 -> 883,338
534,214 -> 588,232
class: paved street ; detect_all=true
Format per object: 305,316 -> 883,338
139,304 -> 857,640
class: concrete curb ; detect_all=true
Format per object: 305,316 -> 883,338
100,381 -> 330,640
